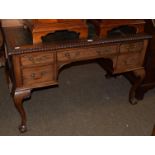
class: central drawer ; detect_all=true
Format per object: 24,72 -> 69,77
57,44 -> 118,62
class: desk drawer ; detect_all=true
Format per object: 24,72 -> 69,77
57,45 -> 118,62
21,52 -> 54,67
120,41 -> 143,53
22,65 -> 55,87
115,52 -> 142,73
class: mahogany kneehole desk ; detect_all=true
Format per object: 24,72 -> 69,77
3,27 -> 151,133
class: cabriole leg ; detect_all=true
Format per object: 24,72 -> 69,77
129,68 -> 145,105
13,89 -> 31,133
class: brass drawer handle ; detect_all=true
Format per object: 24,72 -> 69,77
123,58 -> 136,66
31,73 -> 36,78
124,60 -> 132,65
126,45 -> 137,49
64,52 -> 71,58
31,71 -> 47,80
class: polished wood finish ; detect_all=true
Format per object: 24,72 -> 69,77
3,27 -> 150,133
24,19 -> 88,44
90,19 -> 145,37
131,20 -> 155,100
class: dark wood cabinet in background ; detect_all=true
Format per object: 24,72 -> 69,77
24,19 -> 88,44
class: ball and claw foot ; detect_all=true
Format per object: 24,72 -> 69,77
129,97 -> 139,105
19,125 -> 27,133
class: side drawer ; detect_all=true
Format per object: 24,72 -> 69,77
21,52 -> 54,67
119,41 -> 144,53
115,52 -> 142,73
22,64 -> 56,87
